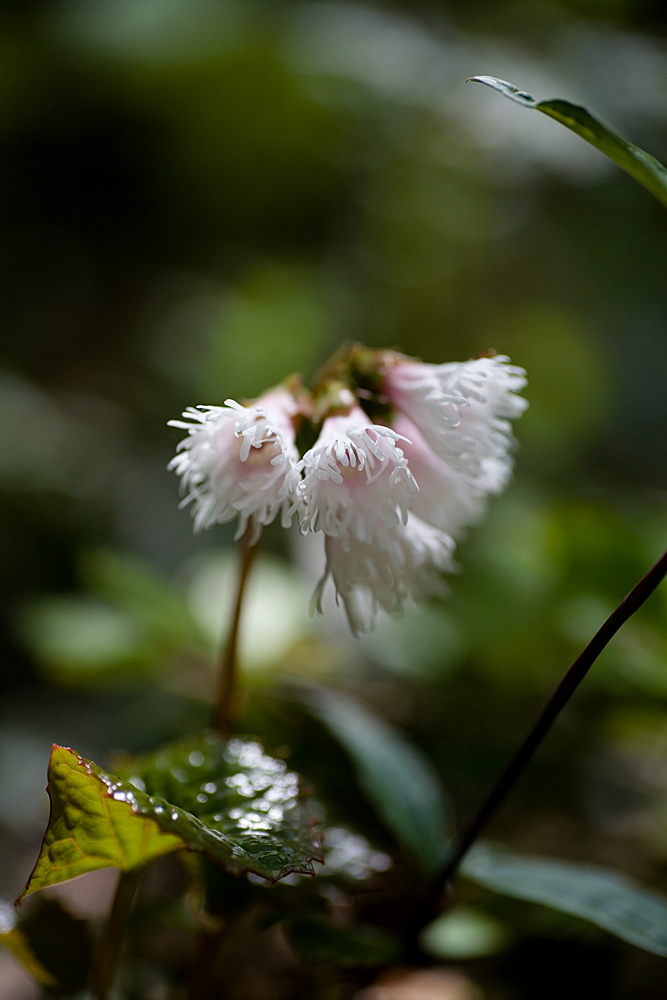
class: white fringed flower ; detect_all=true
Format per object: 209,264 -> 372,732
297,400 -> 443,635
382,354 -> 528,477
168,350 -> 527,637
391,412 -> 509,538
312,516 -> 455,637
168,387 -> 300,542
297,401 -> 418,548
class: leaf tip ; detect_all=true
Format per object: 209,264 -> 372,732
467,76 -> 537,107
14,881 -> 31,908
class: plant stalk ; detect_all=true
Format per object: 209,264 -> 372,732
438,548 -> 667,892
91,867 -> 143,1000
187,926 -> 226,1000
214,525 -> 262,737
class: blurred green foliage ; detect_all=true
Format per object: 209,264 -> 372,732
1,0 -> 666,997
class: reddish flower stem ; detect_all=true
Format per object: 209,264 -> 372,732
214,526 -> 262,738
91,868 -> 143,1000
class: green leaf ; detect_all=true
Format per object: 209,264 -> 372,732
124,734 -> 323,881
462,844 -> 667,958
19,745 -> 184,898
468,76 -> 667,208
305,689 -> 450,874
19,735 -> 322,900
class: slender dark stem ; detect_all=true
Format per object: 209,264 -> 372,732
213,526 -> 262,737
91,867 -> 143,1000
438,548 -> 667,892
187,926 -> 225,1000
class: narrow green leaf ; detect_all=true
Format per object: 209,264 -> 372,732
462,844 -> 667,958
20,735 -> 322,900
305,689 -> 450,874
469,75 -> 667,208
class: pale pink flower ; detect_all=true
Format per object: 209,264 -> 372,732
312,516 -> 455,637
297,400 -> 460,634
382,354 -> 527,477
168,386 -> 300,542
297,401 -> 418,548
304,353 -> 527,634
169,352 -> 527,636
391,412 -> 509,538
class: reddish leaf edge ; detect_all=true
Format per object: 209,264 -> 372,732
17,742 -> 323,905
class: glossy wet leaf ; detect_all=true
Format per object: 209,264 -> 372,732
305,689 -> 450,874
18,745 -> 184,899
20,735 -> 321,900
469,76 -> 667,208
124,733 -> 322,881
463,844 -> 667,957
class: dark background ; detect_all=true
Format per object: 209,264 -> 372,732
1,1 -> 666,997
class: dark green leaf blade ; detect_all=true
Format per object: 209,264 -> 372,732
305,689 -> 450,874
123,733 -> 322,882
20,736 -> 322,900
469,75 -> 667,208
462,844 -> 667,957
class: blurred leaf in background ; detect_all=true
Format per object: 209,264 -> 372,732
1,0 -> 666,997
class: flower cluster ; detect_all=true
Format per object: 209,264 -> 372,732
169,348 -> 527,635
